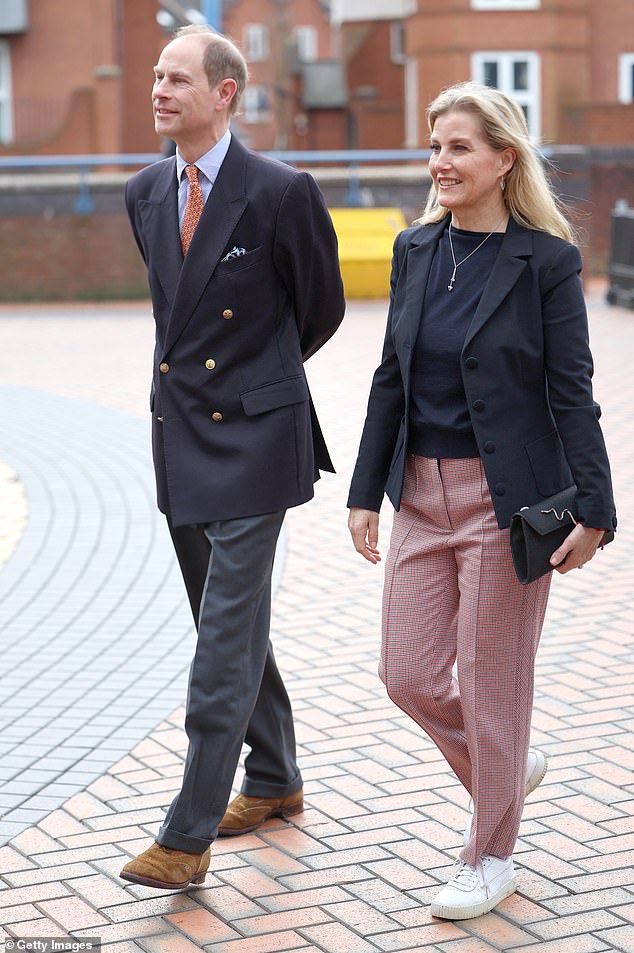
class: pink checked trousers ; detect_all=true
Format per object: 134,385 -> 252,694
381,455 -> 551,865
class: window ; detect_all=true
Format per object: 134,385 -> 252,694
471,0 -> 539,9
390,21 -> 406,65
294,26 -> 317,62
619,54 -> 634,104
0,0 -> 28,32
0,42 -> 13,144
472,51 -> 540,139
243,85 -> 271,123
243,24 -> 268,62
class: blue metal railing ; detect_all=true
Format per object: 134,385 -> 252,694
0,149 -> 431,213
0,149 -> 430,168
0,154 -> 161,167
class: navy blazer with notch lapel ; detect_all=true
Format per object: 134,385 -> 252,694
125,136 -> 345,527
348,216 -> 616,532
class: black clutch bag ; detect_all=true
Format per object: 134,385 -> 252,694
509,486 -> 614,585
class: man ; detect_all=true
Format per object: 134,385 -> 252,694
120,24 -> 344,890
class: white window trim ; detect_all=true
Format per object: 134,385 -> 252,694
331,0 -> 416,22
618,53 -> 634,104
471,51 -> 541,140
243,23 -> 269,62
243,85 -> 270,124
0,41 -> 13,144
471,0 -> 539,9
404,57 -> 419,148
390,21 -> 406,65
294,26 -> 317,62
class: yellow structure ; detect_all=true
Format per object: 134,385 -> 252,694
330,207 -> 408,299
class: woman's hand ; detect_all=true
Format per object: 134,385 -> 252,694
348,508 -> 381,564
550,523 -> 605,574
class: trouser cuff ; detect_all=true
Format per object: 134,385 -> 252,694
240,772 -> 303,799
157,824 -> 213,853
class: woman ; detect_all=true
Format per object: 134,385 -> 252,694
348,82 -> 616,921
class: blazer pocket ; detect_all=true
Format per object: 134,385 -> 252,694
524,429 -> 572,496
240,375 -> 309,416
214,246 -> 264,277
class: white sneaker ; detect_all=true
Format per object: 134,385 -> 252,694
525,748 -> 548,796
463,748 -> 548,844
431,855 -> 516,920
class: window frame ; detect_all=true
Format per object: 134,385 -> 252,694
471,50 -> 541,139
294,25 -> 318,63
243,23 -> 269,62
0,41 -> 13,144
390,20 -> 407,65
618,53 -> 634,104
471,0 -> 539,9
242,84 -> 271,124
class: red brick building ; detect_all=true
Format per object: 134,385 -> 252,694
0,0 -> 633,155
332,0 -> 634,149
332,0 -> 634,277
0,0 -> 631,297
402,0 -> 634,148
0,0 -> 342,156
223,0 -> 340,150
0,0 -> 163,155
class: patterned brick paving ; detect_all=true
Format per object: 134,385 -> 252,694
0,286 -> 633,951
0,459 -> 27,570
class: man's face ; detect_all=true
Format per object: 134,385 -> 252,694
152,36 -> 218,146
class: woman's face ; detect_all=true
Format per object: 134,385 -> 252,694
428,110 -> 514,226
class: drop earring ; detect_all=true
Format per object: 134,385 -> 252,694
500,176 -> 506,192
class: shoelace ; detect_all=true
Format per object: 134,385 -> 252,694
451,860 -> 481,887
451,858 -> 492,894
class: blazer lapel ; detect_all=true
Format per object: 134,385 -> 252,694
464,218 -> 532,348
137,159 -> 182,325
398,219 -> 448,356
162,137 -> 249,357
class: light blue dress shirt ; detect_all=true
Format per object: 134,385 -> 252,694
176,129 -> 232,230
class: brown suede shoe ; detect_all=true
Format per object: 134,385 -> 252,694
120,842 -> 211,889
218,788 -> 304,836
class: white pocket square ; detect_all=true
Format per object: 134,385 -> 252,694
221,246 -> 247,262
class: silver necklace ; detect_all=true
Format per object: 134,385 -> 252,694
447,217 -> 506,292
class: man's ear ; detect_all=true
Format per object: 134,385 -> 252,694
216,78 -> 238,111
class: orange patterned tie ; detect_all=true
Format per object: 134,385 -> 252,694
181,164 -> 204,256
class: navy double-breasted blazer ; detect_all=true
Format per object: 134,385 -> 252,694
348,216 -> 616,532
125,136 -> 345,527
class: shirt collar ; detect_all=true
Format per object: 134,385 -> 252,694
175,129 -> 232,185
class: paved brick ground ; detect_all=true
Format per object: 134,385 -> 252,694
1,287 -> 633,951
0,389 -> 200,841
0,459 -> 27,569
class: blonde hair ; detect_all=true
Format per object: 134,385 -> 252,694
418,81 -> 576,242
172,24 -> 248,116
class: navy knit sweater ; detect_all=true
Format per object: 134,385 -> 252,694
408,225 -> 504,459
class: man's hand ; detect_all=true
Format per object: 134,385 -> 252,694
348,508 -> 381,564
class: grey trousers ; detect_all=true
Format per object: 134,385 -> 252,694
157,511 -> 302,853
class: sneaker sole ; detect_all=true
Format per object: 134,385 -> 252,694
430,876 -> 517,920
526,750 -> 548,796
